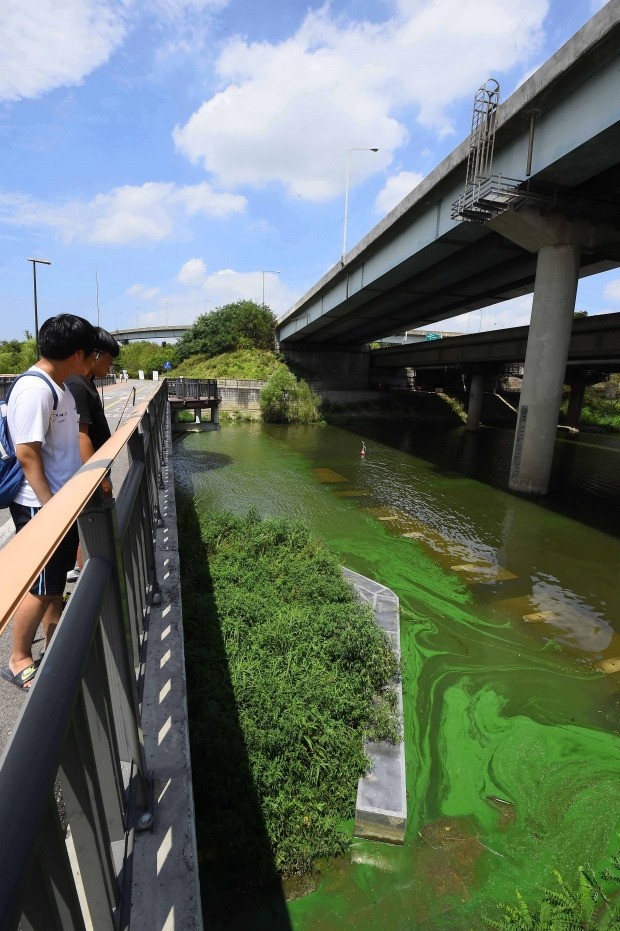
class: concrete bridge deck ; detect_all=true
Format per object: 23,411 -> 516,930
278,2 -> 620,347
371,311 -> 620,372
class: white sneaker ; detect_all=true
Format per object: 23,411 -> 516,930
66,567 -> 81,582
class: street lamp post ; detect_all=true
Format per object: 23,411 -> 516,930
342,147 -> 379,263
261,270 -> 280,309
27,258 -> 51,359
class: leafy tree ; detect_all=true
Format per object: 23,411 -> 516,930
118,341 -> 171,378
0,338 -> 36,373
574,310 -> 589,318
175,300 -> 276,363
260,367 -> 322,423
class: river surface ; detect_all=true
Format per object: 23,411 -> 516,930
175,419 -> 620,930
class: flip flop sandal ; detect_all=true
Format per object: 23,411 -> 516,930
1,660 -> 40,690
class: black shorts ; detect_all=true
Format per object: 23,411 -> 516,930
9,502 -> 79,597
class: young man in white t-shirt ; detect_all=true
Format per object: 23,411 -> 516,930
1,314 -> 98,690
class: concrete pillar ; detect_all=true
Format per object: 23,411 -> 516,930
509,241 -> 580,494
212,403 -> 220,426
466,374 -> 484,431
566,377 -> 586,428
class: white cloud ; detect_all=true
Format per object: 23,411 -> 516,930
603,278 -> 620,303
375,170 -> 425,215
174,0 -> 548,201
0,0 -> 231,102
0,0 -> 127,102
127,283 -> 161,299
152,268 -> 297,319
178,258 -> 207,285
0,181 -> 246,245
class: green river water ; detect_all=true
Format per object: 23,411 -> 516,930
175,418 -> 620,930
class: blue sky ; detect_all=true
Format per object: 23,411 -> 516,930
0,0 -> 617,343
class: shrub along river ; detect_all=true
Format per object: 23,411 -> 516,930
174,416 -> 620,930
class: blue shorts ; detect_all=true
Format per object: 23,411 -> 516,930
9,502 -> 79,597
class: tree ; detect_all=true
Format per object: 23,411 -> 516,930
260,367 -> 322,423
175,300 -> 276,363
118,341 -> 170,377
0,338 -> 35,374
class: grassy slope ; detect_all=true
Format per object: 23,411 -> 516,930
173,348 -> 283,380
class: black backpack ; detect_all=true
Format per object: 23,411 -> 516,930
0,372 -> 59,507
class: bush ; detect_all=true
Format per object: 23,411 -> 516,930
179,507 -> 400,882
260,367 -> 322,423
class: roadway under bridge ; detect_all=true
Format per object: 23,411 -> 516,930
278,2 -> 620,495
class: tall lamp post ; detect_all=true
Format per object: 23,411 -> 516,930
27,258 -> 51,360
261,270 -> 280,309
342,147 -> 379,263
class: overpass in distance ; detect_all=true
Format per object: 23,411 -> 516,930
278,1 -> 620,495
113,324 -> 190,343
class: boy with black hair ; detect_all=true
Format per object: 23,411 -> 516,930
65,327 -> 120,580
1,314 -> 98,690
66,326 -> 120,471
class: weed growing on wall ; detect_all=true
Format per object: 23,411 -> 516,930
178,504 -> 400,888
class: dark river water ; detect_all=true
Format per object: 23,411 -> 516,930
175,419 -> 620,930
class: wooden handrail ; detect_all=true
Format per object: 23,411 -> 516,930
0,383 -> 163,634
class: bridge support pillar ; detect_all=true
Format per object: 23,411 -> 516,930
509,240 -> 580,494
466,373 -> 484,431
489,207 -> 585,495
566,377 -> 587,429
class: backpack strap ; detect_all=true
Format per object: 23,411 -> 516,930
5,371 -> 59,410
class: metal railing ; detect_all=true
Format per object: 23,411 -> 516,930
1,372 -> 116,399
0,380 -> 168,930
167,377 -> 218,400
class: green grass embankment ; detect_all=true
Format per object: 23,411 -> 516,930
567,380 -> 620,432
177,505 -> 399,896
172,348 -> 283,380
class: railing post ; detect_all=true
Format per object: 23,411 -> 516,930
78,490 -> 153,825
128,430 -> 161,606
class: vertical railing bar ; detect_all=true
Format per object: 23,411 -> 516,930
79,498 -> 151,816
121,528 -> 141,669
83,629 -> 127,841
20,800 -> 87,931
131,499 -> 148,630
58,707 -> 119,929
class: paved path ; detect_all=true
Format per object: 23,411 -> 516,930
0,379 -> 158,754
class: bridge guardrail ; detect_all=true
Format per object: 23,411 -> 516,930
0,381 -> 168,930
167,377 -> 218,400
